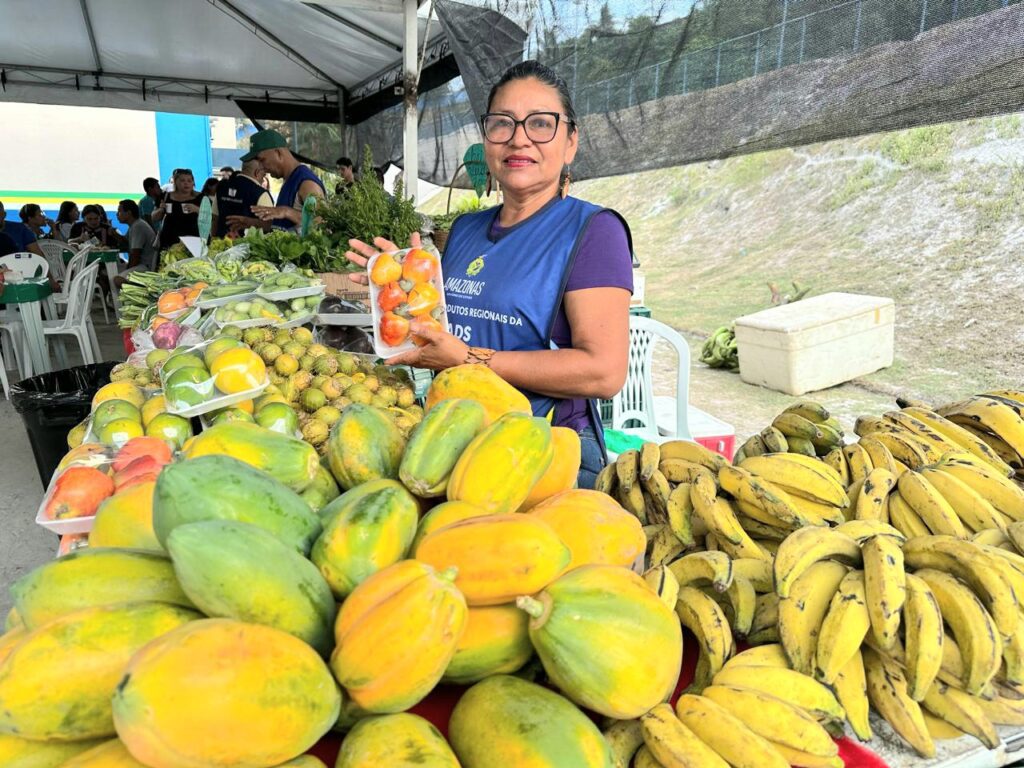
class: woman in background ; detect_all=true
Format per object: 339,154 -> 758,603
54,201 -> 79,242
152,169 -> 202,249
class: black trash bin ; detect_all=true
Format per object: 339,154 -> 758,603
11,362 -> 117,488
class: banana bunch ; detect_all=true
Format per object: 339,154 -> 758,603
938,392 -> 1024,474
734,401 -> 844,462
699,325 -> 738,370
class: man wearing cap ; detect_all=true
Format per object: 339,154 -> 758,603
244,129 -> 325,231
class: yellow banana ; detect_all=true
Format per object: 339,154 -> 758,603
863,646 -> 936,758
835,519 -> 906,544
674,693 -> 789,768
862,534 -> 906,651
984,390 -> 1024,407
833,649 -> 873,741
784,401 -> 832,423
631,746 -> 661,768
735,510 -> 790,541
702,684 -> 839,759
859,435 -> 900,475
843,442 -> 874,484
640,703 -> 730,768
711,576 -> 756,637
815,570 -> 871,685
649,523 -> 685,567
973,528 -> 1013,549
823,448 -> 851,487
811,422 -> 844,454
742,434 -> 769,457
738,453 -> 848,508
1002,619 -> 1024,686
902,406 -> 1014,475
718,465 -> 809,528
639,441 -> 661,482
883,410 -> 960,452
602,718 -> 645,768
897,471 -> 968,539
855,467 -> 897,521
1009,521 -> 1024,555
665,482 -> 696,550
786,436 -> 818,457
748,592 -> 780,643
941,396 -> 1024,458
644,564 -> 681,610
710,665 -> 845,722
787,494 -> 846,526
875,430 -> 943,469
659,458 -> 714,486
976,692 -> 1024,726
921,465 -> 1007,534
888,489 -> 932,538
966,426 -> 1024,469
730,557 -> 774,592
594,462 -> 617,496
659,439 -> 730,472
723,643 -> 789,670
615,449 -> 639,492
773,526 -> 862,598
668,550 -> 732,593
855,415 -> 888,437
690,474 -> 766,560
902,572 -> 945,701
759,425 -> 789,453
617,482 -> 648,522
641,469 -> 672,521
675,586 -> 734,688
921,682 -> 1000,749
773,412 -> 825,442
778,560 -> 848,675
914,567 -> 1002,696
768,745 -> 843,768
844,477 -> 864,521
937,456 -> 1024,521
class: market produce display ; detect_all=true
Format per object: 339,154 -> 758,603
368,247 -> 448,354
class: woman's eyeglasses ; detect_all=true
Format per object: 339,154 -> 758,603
481,112 -> 573,144
173,168 -> 193,177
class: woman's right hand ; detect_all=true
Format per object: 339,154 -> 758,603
344,232 -> 422,285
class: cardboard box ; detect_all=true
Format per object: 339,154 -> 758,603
318,271 -> 369,301
735,292 -> 895,396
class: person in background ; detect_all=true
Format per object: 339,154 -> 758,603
243,129 -> 325,231
152,169 -> 203,249
211,158 -> 273,238
220,166 -> 235,180
20,204 -> 57,239
200,177 -> 219,201
54,201 -> 79,242
113,199 -> 158,288
0,230 -> 18,258
335,156 -> 355,195
0,200 -> 48,260
138,178 -> 163,227
69,205 -> 118,246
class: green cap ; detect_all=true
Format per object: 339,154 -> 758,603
241,129 -> 289,161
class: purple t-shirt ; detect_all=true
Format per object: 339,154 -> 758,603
488,209 -> 633,431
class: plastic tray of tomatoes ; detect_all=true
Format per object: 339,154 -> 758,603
159,338 -> 269,418
367,247 -> 448,358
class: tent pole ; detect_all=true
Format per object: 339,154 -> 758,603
403,0 -> 418,202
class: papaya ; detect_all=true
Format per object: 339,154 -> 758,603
448,675 -> 613,768
10,549 -> 192,630
62,739 -> 146,767
0,734 -> 107,768
0,602 -> 199,741
5,606 -> 22,631
443,604 -> 533,684
425,364 -> 531,426
182,421 -> 319,492
88,481 -> 162,551
516,564 -> 683,719
0,627 -> 26,667
153,455 -> 321,555
113,619 -> 341,768
415,514 -> 570,606
527,489 -> 646,571
336,713 -> 460,768
56,443 -> 109,473
411,500 -> 491,551
275,758 -> 327,768
312,479 -> 419,598
326,404 -> 405,490
518,426 -> 581,510
399,398 -> 487,497
300,463 -> 341,513
167,520 -> 337,656
331,560 -> 467,713
447,412 -> 553,514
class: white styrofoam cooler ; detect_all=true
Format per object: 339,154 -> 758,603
734,292 -> 895,396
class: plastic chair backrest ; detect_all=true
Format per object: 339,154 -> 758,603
61,261 -> 100,330
611,315 -> 691,439
37,240 -> 72,282
0,252 -> 49,279
61,249 -> 89,291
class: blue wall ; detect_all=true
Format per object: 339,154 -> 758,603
155,113 -> 213,188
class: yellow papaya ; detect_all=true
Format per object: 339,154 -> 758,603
10,549 -> 192,630
300,463 -> 341,513
399,398 -> 487,497
88,481 -> 162,551
336,713 -> 460,768
0,602 -> 199,741
112,619 -> 341,768
411,500 -> 491,551
517,565 -> 683,719
443,604 -> 533,684
5,606 -> 22,631
183,421 -> 320,492
415,514 -> 570,606
447,412 -> 554,514
527,489 -> 646,571
326,404 -> 406,490
426,364 -> 531,426
518,426 -> 581,511
62,739 -> 146,767
275,758 -> 327,768
0,627 -> 26,667
331,561 -> 467,713
0,733 -> 106,768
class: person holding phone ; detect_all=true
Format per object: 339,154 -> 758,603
152,168 -> 203,249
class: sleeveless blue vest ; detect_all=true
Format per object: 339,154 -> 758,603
273,165 -> 324,230
442,196 -> 621,443
214,175 -> 269,237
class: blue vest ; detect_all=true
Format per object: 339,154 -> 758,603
214,175 -> 270,237
442,196 -> 621,440
273,165 -> 324,230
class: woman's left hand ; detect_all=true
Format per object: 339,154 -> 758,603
384,322 -> 468,369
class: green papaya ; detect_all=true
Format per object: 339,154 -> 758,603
337,713 -> 459,767
312,479 -> 419,598
300,463 -> 341,513
326,404 -> 405,490
10,549 -> 193,631
153,455 -> 321,555
399,398 -> 487,497
167,520 -> 337,656
182,421 -> 320,492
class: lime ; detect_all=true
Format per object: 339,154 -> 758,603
162,352 -> 207,376
165,366 -> 213,409
254,402 -> 299,435
146,413 -> 193,450
92,399 -> 142,435
203,336 -> 243,368
140,394 -> 167,427
211,408 -> 255,426
98,417 -> 145,448
146,348 -> 171,369
92,381 -> 146,409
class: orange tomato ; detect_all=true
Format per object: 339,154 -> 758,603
402,248 -> 438,283
379,311 -> 410,347
406,282 -> 440,317
370,252 -> 403,286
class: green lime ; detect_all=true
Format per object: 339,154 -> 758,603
254,402 -> 299,435
165,366 -> 212,409
146,413 -> 193,449
162,352 -> 207,376
98,417 -> 145,447
203,336 -> 243,368
92,398 -> 142,434
211,408 -> 255,426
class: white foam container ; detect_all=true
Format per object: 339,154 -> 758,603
194,283 -> 259,309
256,282 -> 325,302
734,292 -> 895,396
367,249 -> 449,358
35,453 -> 113,535
278,313 -> 318,329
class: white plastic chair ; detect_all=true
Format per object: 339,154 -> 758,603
37,240 -> 73,284
0,335 -> 11,398
0,252 -> 49,280
42,261 -> 102,366
52,247 -> 108,324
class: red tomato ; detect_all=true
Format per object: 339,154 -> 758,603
377,282 -> 408,313
379,311 -> 410,347
402,248 -> 438,283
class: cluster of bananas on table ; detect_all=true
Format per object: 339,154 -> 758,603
734,400 -> 845,462
698,325 -> 738,370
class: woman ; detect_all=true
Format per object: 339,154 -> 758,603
19,204 -> 57,239
152,169 -> 202,249
54,201 -> 79,242
347,60 -> 633,488
69,205 -> 118,246
200,177 -> 219,200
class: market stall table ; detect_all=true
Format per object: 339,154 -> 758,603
1,278 -> 52,375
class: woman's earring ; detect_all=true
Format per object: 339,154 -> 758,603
485,172 -> 492,197
560,168 -> 572,200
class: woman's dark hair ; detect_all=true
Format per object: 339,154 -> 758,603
486,60 -> 577,132
19,203 -> 41,222
81,204 -> 100,219
57,201 -> 78,224
201,177 -> 219,197
95,204 -> 110,224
